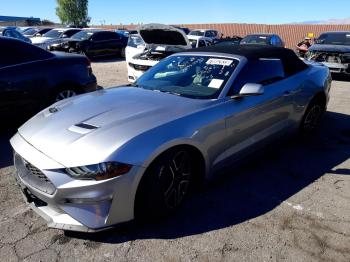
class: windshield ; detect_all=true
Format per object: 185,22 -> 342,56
71,30 -> 95,40
43,29 -> 64,38
316,33 -> 350,45
23,28 -> 38,35
127,34 -> 145,47
189,39 -> 197,48
189,30 -> 205,36
241,35 -> 269,45
135,55 -> 238,99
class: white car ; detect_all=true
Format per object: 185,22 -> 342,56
187,35 -> 212,48
188,29 -> 222,42
126,24 -> 191,82
31,28 -> 81,50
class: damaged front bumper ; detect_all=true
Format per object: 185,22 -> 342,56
10,133 -> 145,232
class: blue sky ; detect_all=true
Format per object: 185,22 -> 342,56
1,0 -> 350,25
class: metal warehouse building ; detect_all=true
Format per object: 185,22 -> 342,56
0,15 -> 41,26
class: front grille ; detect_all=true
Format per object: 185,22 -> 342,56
26,162 -> 52,184
14,153 -> 56,195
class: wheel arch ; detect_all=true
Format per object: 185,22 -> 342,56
133,142 -> 207,219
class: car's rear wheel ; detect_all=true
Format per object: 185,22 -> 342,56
299,97 -> 325,135
55,89 -> 78,102
135,148 -> 194,220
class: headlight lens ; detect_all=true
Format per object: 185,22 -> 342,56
65,162 -> 132,181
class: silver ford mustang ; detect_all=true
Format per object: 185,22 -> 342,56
11,45 -> 331,232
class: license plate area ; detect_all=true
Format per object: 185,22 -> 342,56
21,187 -> 47,207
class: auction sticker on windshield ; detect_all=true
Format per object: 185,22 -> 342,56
206,58 -> 233,66
208,79 -> 224,89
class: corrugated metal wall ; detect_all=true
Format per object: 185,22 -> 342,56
180,23 -> 350,48
101,23 -> 350,48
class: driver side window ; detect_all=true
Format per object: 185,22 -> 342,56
228,59 -> 285,95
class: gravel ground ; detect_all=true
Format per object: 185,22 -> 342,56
91,58 -> 128,88
0,62 -> 349,261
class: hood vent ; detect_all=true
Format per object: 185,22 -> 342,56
68,123 -> 99,135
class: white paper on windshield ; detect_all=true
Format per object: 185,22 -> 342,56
346,34 -> 350,38
208,79 -> 224,89
155,46 -> 166,51
206,59 -> 233,66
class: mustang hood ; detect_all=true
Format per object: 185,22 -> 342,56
309,44 -> 350,53
18,87 -> 209,167
138,24 -> 191,49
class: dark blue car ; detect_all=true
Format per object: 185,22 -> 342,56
0,27 -> 31,43
0,37 -> 98,123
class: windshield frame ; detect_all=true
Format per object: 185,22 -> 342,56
134,53 -> 242,100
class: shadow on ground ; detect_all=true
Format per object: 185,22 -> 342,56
332,74 -> 350,82
91,57 -> 125,63
64,110 -> 350,242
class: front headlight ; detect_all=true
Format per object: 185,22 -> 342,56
65,162 -> 132,181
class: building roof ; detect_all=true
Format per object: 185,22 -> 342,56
0,16 -> 40,22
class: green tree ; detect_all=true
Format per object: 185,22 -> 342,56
56,0 -> 90,27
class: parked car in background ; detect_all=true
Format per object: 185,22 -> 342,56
116,29 -> 137,37
188,29 -> 222,42
187,35 -> 212,48
305,31 -> 350,75
214,36 -> 242,47
48,29 -> 128,58
172,26 -> 190,35
0,37 -> 97,122
127,24 -> 191,82
241,34 -> 285,47
10,45 -> 331,232
0,27 -> 31,43
23,27 -> 53,38
31,28 -> 82,50
125,34 -> 146,63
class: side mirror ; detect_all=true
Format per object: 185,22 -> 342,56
232,83 -> 264,99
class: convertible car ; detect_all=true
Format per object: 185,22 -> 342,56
11,45 -> 331,232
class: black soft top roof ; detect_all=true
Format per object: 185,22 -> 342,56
183,45 -> 308,76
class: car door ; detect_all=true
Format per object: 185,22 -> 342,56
0,40 -> 52,118
89,32 -> 109,57
108,32 -> 125,55
223,59 -> 296,163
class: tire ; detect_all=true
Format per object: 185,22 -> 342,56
54,88 -> 78,102
299,97 -> 325,135
135,148 -> 194,221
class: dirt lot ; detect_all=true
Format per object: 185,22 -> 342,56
0,60 -> 349,262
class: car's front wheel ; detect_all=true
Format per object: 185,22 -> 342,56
135,148 -> 194,220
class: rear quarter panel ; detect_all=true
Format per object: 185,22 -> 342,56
294,63 -> 331,118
